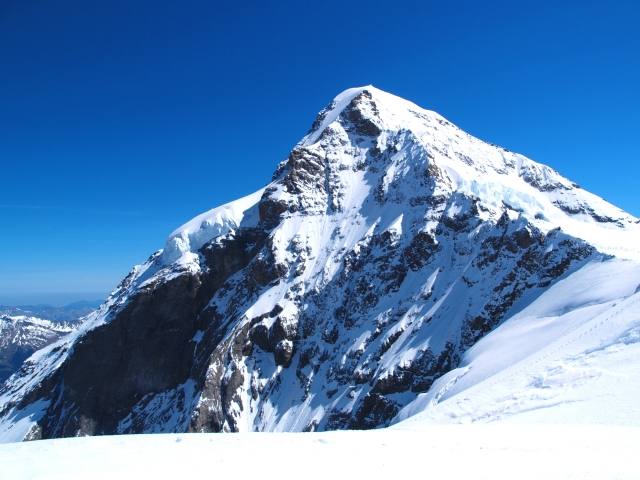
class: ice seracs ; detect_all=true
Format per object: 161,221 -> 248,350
161,188 -> 265,265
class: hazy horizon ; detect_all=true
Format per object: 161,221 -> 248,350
0,292 -> 108,309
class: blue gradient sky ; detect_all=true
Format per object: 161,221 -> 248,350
1,0 -> 639,306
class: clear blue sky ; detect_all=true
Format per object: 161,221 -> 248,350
1,0 -> 639,306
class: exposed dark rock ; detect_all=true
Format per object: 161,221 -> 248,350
353,368 -> 373,384
38,272 -> 205,437
513,228 -> 536,249
250,323 -> 273,352
348,393 -> 400,430
259,192 -> 290,228
408,343 -> 459,392
273,340 -> 294,367
269,304 -> 284,317
341,91 -> 382,138
241,338 -> 253,356
271,315 -> 299,343
371,370 -> 414,395
322,324 -> 339,344
553,201 -> 583,215
404,231 -> 438,271
377,329 -> 404,358
250,251 -> 288,287
325,409 -> 351,430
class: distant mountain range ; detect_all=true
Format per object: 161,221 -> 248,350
0,300 -> 103,322
0,301 -> 100,383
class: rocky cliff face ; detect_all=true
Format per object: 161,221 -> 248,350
2,86 -> 639,441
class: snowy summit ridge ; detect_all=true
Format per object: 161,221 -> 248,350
2,86 -> 640,442
169,85 -> 639,267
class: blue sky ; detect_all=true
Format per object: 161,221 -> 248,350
1,0 -> 639,306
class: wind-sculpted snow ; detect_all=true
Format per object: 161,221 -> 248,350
162,189 -> 264,265
1,86 -> 639,442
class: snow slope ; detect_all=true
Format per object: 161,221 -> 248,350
1,426 -> 639,479
395,257 -> 640,426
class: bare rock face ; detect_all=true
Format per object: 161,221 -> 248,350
2,86 -> 638,439
273,340 -> 294,367
250,323 -> 272,352
37,272 -> 204,437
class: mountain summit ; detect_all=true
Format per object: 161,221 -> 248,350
2,87 -> 640,440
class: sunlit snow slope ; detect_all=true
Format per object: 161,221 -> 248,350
3,425 -> 640,480
1,86 -> 639,442
395,258 -> 640,426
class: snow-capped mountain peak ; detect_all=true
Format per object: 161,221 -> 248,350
163,85 -> 639,278
294,86 -> 639,258
2,86 -> 639,442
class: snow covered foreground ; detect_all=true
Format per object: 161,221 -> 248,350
3,259 -> 640,478
1,425 -> 638,479
396,257 -> 640,427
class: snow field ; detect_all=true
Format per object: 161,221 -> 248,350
1,425 -> 638,479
